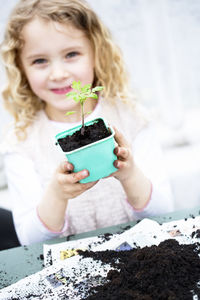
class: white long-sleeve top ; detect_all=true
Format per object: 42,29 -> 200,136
0,100 -> 174,245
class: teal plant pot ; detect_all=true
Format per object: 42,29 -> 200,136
55,118 -> 117,183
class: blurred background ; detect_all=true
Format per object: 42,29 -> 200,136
0,0 -> 200,211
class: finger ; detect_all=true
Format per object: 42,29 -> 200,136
70,180 -> 98,196
58,161 -> 74,174
114,146 -> 129,160
57,169 -> 89,185
68,169 -> 89,184
114,160 -> 127,169
66,179 -> 98,196
113,126 -> 129,148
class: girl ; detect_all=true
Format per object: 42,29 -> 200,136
0,0 -> 174,246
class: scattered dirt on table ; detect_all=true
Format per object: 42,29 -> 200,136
79,239 -> 200,300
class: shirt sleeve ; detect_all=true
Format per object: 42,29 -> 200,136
3,153 -> 67,245
130,123 -> 175,219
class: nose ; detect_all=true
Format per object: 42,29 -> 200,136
49,62 -> 68,81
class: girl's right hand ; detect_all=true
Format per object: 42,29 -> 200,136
37,161 -> 97,233
52,161 -> 97,203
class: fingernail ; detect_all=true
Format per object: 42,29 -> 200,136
66,163 -> 73,171
82,170 -> 88,177
114,161 -> 119,168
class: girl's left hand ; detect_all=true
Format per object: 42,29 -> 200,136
112,127 -> 135,183
110,126 -> 152,210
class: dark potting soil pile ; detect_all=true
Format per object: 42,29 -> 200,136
78,239 -> 200,300
57,119 -> 111,152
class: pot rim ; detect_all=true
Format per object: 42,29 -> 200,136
55,117 -> 115,154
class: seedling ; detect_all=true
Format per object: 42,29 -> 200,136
66,80 -> 104,135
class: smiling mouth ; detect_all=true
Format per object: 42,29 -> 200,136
51,86 -> 72,95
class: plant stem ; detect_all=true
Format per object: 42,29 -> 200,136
81,103 -> 85,135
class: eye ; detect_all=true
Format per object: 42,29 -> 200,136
32,58 -> 47,65
66,51 -> 79,59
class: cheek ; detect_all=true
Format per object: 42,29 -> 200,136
79,64 -> 94,84
26,71 -> 45,92
77,54 -> 94,83
86,59 -> 95,83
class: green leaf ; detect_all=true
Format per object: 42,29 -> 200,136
92,86 -> 104,92
81,84 -> 92,92
66,91 -> 77,98
64,81 -> 104,129
65,111 -> 76,116
88,93 -> 98,99
73,95 -> 81,103
72,80 -> 81,91
80,94 -> 87,100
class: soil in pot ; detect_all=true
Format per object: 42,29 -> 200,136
57,119 -> 111,152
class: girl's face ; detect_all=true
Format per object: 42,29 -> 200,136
20,18 -> 95,122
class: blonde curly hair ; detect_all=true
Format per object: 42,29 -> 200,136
1,0 -> 133,140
